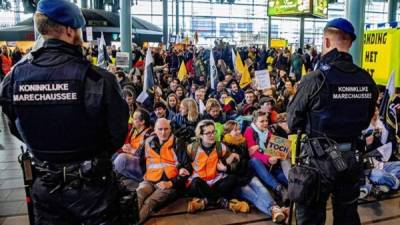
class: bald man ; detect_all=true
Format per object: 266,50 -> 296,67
136,118 -> 192,223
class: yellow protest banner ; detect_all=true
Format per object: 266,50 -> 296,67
265,135 -> 291,159
270,39 -> 288,48
362,28 -> 400,87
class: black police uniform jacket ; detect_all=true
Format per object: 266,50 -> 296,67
287,49 -> 378,141
0,39 -> 129,163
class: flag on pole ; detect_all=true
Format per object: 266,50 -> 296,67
380,70 -> 396,121
177,61 -> 188,81
239,64 -> 251,89
97,32 -> 109,69
235,51 -> 245,75
210,50 -> 218,90
194,31 -> 199,44
137,48 -> 154,104
231,48 -> 236,72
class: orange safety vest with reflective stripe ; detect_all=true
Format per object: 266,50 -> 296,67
188,143 -> 227,185
0,55 -> 12,76
129,127 -> 150,151
144,136 -> 179,182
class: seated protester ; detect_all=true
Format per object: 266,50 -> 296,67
219,91 -> 238,120
113,109 -> 152,182
202,98 -> 227,141
222,121 -> 288,223
209,81 -> 226,100
244,110 -> 288,204
195,87 -> 207,114
167,93 -> 180,114
230,80 -> 245,104
175,85 -> 186,101
186,120 -> 247,213
259,97 -> 279,124
172,98 -> 200,144
238,89 -> 257,116
122,85 -> 137,130
360,107 -> 400,195
150,101 -> 176,126
136,118 -> 192,223
115,70 -> 130,87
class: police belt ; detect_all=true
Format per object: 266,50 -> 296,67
32,156 -> 111,193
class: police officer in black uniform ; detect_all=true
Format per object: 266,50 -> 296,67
287,18 -> 378,225
0,0 -> 128,224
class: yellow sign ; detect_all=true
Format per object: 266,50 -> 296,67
265,135 -> 291,159
270,39 -> 288,48
362,28 -> 400,87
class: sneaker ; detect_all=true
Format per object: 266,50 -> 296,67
271,206 -> 286,223
359,187 -> 369,199
228,199 -> 250,213
187,198 -> 206,213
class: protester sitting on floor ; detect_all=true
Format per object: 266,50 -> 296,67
150,101 -> 176,125
222,120 -> 288,223
172,98 -> 200,144
136,118 -> 192,223
360,107 -> 400,197
113,109 -> 152,183
202,98 -> 227,141
186,120 -> 247,214
244,110 -> 289,204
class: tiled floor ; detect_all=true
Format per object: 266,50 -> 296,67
0,112 -> 400,225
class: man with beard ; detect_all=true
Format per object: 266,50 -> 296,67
0,0 -> 129,224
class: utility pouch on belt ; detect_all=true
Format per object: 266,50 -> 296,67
288,165 -> 320,205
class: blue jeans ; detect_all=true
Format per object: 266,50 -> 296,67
369,161 -> 400,190
239,177 -> 275,217
113,153 -> 143,182
249,158 -> 288,190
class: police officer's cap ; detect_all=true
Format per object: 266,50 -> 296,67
37,0 -> 86,29
324,18 -> 356,41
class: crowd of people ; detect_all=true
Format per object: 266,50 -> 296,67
97,41 -> 400,224
1,36 -> 399,225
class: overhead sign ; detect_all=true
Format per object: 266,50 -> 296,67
267,0 -> 328,18
270,39 -> 288,48
362,28 -> 400,87
116,52 -> 130,68
265,135 -> 292,159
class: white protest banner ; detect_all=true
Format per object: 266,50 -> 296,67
255,70 -> 271,90
86,26 -> 93,41
116,52 -> 130,68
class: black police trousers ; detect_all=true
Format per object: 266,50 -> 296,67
31,177 -> 119,225
295,151 -> 362,225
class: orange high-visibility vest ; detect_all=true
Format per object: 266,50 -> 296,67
144,136 -> 179,182
0,55 -> 12,76
188,143 -> 227,185
129,128 -> 150,152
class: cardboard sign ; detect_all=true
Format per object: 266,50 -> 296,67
255,70 -> 271,90
265,135 -> 291,159
116,52 -> 129,68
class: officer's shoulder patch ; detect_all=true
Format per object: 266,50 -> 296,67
320,64 -> 331,71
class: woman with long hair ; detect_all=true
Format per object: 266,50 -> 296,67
167,93 -> 180,114
172,98 -> 200,143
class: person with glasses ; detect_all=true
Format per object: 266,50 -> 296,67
186,120 -> 247,214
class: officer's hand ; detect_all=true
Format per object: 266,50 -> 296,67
179,168 -> 190,177
226,153 -> 240,165
268,156 -> 278,165
156,181 -> 173,190
217,160 -> 227,172
122,144 -> 132,153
